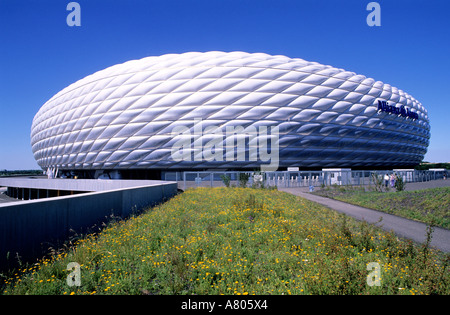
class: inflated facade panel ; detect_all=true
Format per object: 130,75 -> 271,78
31,51 -> 430,172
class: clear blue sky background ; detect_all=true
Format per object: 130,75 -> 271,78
0,0 -> 449,170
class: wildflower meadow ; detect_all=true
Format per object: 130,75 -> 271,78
2,187 -> 449,295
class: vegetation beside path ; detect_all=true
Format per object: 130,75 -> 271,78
314,186 -> 450,229
2,187 -> 449,295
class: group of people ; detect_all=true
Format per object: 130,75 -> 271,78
384,173 -> 398,188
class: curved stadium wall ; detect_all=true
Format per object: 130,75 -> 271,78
30,51 -> 430,179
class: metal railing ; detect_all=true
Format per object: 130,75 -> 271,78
163,169 -> 448,190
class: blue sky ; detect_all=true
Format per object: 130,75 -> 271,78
0,0 -> 449,170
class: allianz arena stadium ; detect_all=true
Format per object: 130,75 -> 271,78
30,51 -> 430,179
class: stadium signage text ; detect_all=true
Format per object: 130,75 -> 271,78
377,100 -> 419,120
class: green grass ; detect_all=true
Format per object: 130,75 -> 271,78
2,187 -> 449,295
315,186 -> 450,229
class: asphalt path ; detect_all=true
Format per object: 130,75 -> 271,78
280,180 -> 450,253
0,187 -> 19,204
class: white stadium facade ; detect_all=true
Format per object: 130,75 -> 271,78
30,51 -> 430,180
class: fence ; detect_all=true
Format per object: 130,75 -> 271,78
163,169 -> 448,190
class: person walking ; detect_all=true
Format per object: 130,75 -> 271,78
384,174 -> 389,188
390,173 -> 396,188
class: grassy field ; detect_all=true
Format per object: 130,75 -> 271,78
314,186 -> 450,229
2,187 -> 449,295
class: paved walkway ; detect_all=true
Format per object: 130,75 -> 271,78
401,179 -> 450,191
279,180 -> 450,253
0,187 -> 19,204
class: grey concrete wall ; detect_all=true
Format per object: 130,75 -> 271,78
0,177 -> 172,192
0,182 -> 177,271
